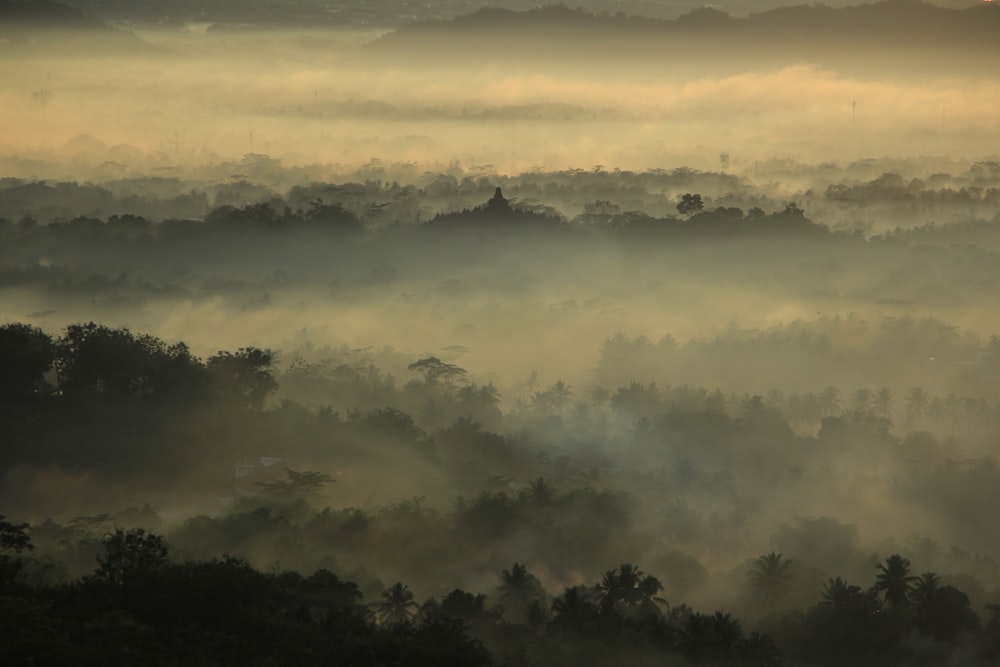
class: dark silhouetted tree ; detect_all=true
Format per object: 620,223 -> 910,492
375,582 -> 419,624
550,585 -> 600,632
747,552 -> 794,609
207,346 -> 277,409
0,323 -> 53,399
905,386 -> 929,426
597,563 -> 666,618
256,468 -> 334,501
408,356 -> 467,386
676,193 -> 704,216
0,515 -> 33,589
55,322 -> 203,401
94,528 -> 169,587
874,554 -> 916,608
497,562 -> 548,625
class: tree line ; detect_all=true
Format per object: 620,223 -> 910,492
4,516 -> 1000,666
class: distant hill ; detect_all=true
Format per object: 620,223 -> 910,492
365,1 -> 1000,74
0,0 -> 147,54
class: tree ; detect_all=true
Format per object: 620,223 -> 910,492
94,528 -> 169,587
0,515 -> 33,588
682,611 -> 744,662
207,346 -> 278,409
497,563 -> 548,625
525,477 -> 554,507
374,582 -> 419,624
407,357 -> 467,386
256,468 -> 335,501
597,563 -> 667,618
531,380 -> 572,415
439,588 -> 498,631
874,554 -> 916,608
821,577 -> 874,610
747,552 -> 794,609
874,386 -> 894,423
55,322 -> 203,401
913,584 -> 981,642
910,571 -> 939,606
905,387 -> 929,426
304,199 -> 364,235
676,193 -> 704,216
550,585 -> 600,632
0,323 -> 53,399
819,385 -> 842,415
852,388 -> 872,415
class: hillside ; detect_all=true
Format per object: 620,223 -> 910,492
365,1 -> 1000,74
0,0 -> 147,54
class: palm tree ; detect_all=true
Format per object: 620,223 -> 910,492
373,582 -> 419,624
905,387 -> 929,426
819,386 -> 841,416
684,611 -> 743,653
532,380 -> 572,415
551,585 -> 600,630
874,554 -> 917,608
500,562 -> 531,595
747,552 -> 794,608
984,602 -> 1000,634
705,389 -> 728,414
852,388 -> 872,415
910,571 -> 940,605
874,386 -> 894,423
597,563 -> 667,617
821,577 -> 857,606
498,562 -> 547,625
526,477 -> 554,506
589,386 -> 611,409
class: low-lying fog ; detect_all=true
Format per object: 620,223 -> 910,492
2,23 -> 998,176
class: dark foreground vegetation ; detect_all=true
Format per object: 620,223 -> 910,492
4,517 -> 1000,666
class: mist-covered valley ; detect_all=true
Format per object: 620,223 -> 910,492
3,1 -> 1000,665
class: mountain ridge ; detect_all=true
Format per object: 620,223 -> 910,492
366,0 -> 1000,64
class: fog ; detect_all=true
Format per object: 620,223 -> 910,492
3,6 -> 999,176
3,2 -> 1000,665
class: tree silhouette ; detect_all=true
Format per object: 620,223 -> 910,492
676,193 -> 704,216
94,528 -> 169,587
682,611 -> 744,662
207,347 -> 278,409
747,552 -> 794,608
597,563 -> 667,618
0,323 -> 53,399
851,387 -> 872,415
55,322 -> 203,401
819,385 -> 842,416
256,468 -> 334,501
531,380 -> 572,415
0,515 -> 34,588
914,584 -> 981,642
910,571 -> 940,605
550,585 -> 600,631
497,562 -> 547,625
874,554 -> 916,608
905,387 -> 929,426
525,477 -> 554,506
374,582 -> 419,624
874,386 -> 894,423
407,357 -> 467,386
